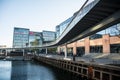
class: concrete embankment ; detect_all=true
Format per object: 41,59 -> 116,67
34,56 -> 120,80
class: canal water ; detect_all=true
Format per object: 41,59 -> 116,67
0,60 -> 80,80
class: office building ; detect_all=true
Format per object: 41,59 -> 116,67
56,16 -> 74,38
42,30 -> 56,43
13,27 -> 29,48
13,27 -> 56,48
29,31 -> 43,47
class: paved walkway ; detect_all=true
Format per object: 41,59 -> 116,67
38,53 -> 120,65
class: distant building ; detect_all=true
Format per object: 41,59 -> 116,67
0,45 -> 6,48
29,31 -> 43,47
42,30 -> 56,43
13,27 -> 56,48
13,27 -> 29,48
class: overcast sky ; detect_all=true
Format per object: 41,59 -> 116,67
0,0 -> 93,47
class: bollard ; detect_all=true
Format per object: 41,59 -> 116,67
88,66 -> 93,80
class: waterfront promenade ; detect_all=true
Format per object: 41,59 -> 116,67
35,54 -> 120,80
38,53 -> 120,66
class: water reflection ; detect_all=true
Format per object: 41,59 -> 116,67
0,61 -> 11,80
11,61 -> 27,80
0,60 -> 79,80
0,61 -> 56,80
11,61 -> 56,80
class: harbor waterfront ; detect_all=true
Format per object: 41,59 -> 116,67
0,60 -> 80,80
0,0 -> 120,80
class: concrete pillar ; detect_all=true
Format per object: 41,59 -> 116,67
102,34 -> 110,53
57,46 -> 61,54
0,49 -> 2,54
64,43 -> 67,58
23,49 -> 25,56
35,50 -> 37,55
73,42 -> 77,55
6,49 -> 7,56
46,48 -> 48,55
85,37 -> 90,54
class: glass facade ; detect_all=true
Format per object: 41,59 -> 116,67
90,23 -> 120,40
42,30 -> 56,42
29,31 -> 43,47
56,25 -> 60,39
13,27 -> 29,48
13,27 -> 57,47
59,17 -> 73,35
77,47 -> 85,56
55,0 -> 98,39
56,16 -> 74,38
89,23 -> 120,53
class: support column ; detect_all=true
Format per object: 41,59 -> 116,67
85,37 -> 90,54
23,49 -> 25,57
73,42 -> 77,55
64,43 -> 67,58
6,49 -> 7,56
0,49 -> 2,54
35,51 -> 36,54
102,34 -> 110,53
57,46 -> 61,54
46,48 -> 48,55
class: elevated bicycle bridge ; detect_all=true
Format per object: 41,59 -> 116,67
0,0 -> 120,79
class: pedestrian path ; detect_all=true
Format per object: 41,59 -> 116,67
38,53 -> 120,66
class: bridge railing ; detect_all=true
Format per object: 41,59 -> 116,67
56,0 -> 100,44
41,0 -> 100,47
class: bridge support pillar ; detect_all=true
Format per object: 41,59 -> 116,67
0,49 -> 2,54
64,43 -> 67,58
6,49 -> 7,56
46,48 -> 48,54
73,42 -> 77,55
57,46 -> 61,54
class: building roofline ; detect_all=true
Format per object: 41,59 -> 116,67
14,27 -> 29,30
42,30 -> 55,33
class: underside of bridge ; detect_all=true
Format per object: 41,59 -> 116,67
57,0 -> 120,45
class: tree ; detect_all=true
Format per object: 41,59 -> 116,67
110,24 -> 120,37
30,39 -> 39,46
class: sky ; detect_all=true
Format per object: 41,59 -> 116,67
0,0 -> 93,47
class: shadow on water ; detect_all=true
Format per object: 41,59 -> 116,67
0,60 -> 83,80
11,61 -> 57,80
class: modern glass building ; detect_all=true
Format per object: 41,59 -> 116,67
29,31 -> 43,47
42,30 -> 56,43
56,25 -> 60,39
56,16 -> 74,38
13,27 -> 29,48
13,27 -> 56,48
89,23 -> 120,53
90,23 -> 120,40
